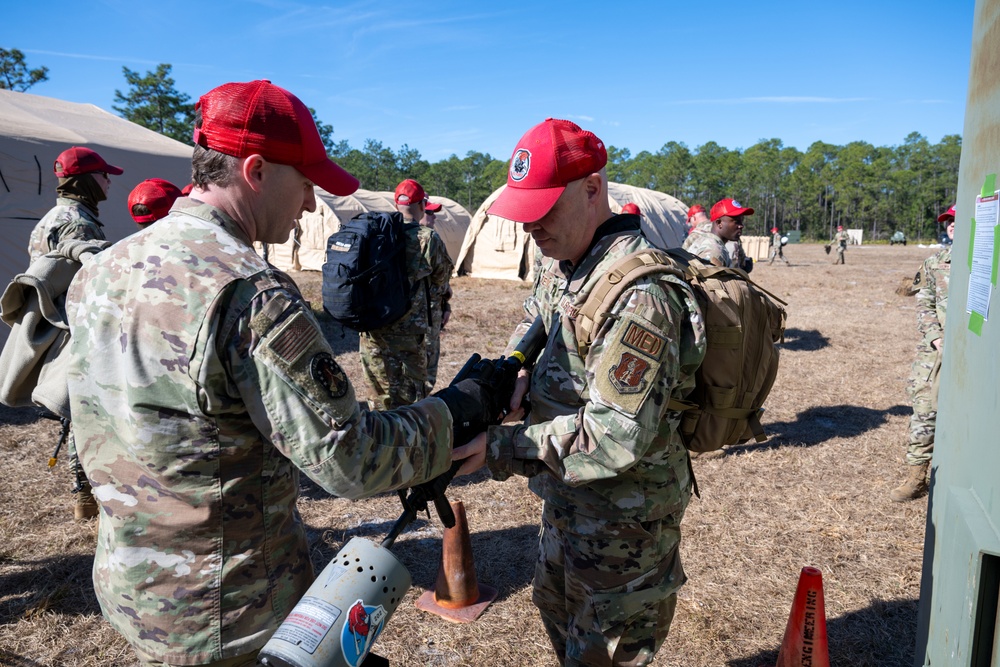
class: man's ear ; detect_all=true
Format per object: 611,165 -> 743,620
241,155 -> 267,193
583,172 -> 603,202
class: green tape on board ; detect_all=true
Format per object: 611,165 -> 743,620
982,173 -> 996,198
969,311 -> 985,336
969,218 -> 976,270
994,225 -> 1000,285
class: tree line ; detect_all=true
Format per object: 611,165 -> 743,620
2,51 -> 959,241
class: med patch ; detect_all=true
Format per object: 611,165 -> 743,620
592,314 -> 666,417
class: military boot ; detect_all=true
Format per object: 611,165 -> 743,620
889,462 -> 930,502
73,479 -> 99,520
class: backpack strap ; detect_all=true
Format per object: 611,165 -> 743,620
575,249 -> 685,358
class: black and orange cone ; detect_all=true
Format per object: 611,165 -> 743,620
776,566 -> 829,667
415,500 -> 497,623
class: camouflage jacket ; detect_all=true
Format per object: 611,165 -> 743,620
917,245 -> 951,346
371,221 -> 453,337
771,231 -> 782,247
833,230 -> 850,247
65,199 -> 453,665
27,197 -> 105,264
682,227 -> 731,267
486,219 -> 707,522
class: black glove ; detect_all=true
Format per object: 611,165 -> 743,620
743,257 -> 754,273
433,378 -> 501,444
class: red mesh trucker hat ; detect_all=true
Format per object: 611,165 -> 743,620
54,147 -> 124,178
488,118 -> 608,223
193,80 -> 358,196
710,198 -> 755,221
686,204 -> 706,221
128,178 -> 183,224
424,200 -> 443,213
937,204 -> 956,223
395,179 -> 426,205
621,203 -> 641,216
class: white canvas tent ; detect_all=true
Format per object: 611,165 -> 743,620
455,182 -> 689,281
0,89 -> 193,346
263,189 -> 470,272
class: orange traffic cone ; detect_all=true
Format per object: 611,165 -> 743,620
775,566 -> 829,667
415,500 -> 497,623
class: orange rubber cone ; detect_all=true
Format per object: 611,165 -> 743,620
415,500 -> 497,623
775,566 -> 829,667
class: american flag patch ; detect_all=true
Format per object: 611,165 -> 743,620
269,312 -> 318,364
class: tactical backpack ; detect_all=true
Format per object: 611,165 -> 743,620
322,211 -> 411,332
575,247 -> 787,452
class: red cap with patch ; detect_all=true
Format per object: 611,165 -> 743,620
54,147 -> 124,178
937,204 -> 956,223
193,80 -> 358,196
128,178 -> 183,224
621,203 -> 641,216
424,200 -> 443,213
710,198 -> 755,222
488,118 -> 607,223
395,179 -> 426,206
686,204 -> 706,221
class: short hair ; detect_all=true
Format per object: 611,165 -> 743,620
190,109 -> 240,188
131,203 -> 152,217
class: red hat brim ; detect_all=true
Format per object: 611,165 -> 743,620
937,212 -> 955,223
425,202 -> 443,212
299,158 -> 359,196
488,185 -> 564,223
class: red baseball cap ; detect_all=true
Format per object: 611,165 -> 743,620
395,179 -> 426,206
488,118 -> 607,223
193,80 -> 358,196
54,147 -> 124,178
937,205 -> 956,223
128,178 -> 183,224
772,227 -> 779,233
710,198 -> 755,221
686,204 -> 706,221
424,200 -> 443,213
621,202 -> 641,216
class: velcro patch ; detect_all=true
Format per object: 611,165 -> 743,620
620,321 -> 665,359
609,352 -> 650,393
310,353 -> 349,399
269,312 -> 318,365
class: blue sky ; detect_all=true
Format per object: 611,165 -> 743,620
2,0 -> 974,162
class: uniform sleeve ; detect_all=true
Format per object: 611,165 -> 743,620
429,233 -> 454,315
503,259 -> 547,356
487,281 -> 696,486
212,286 -> 454,499
916,255 -> 942,345
60,218 -> 105,243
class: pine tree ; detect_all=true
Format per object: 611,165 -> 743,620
113,64 -> 194,145
0,47 -> 49,92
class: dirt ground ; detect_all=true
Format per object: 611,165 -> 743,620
0,242 -> 940,666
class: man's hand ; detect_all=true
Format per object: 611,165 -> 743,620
442,309 -> 451,330
453,432 -> 487,476
503,369 -> 531,423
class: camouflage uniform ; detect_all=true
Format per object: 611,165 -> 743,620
682,227 -> 731,267
486,218 -> 706,667
27,198 -> 105,264
360,222 -> 453,409
65,199 -> 453,666
905,245 -> 950,465
769,231 -> 789,264
832,230 -> 850,264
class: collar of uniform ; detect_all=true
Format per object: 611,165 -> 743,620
171,197 -> 253,246
558,213 -> 641,277
55,196 -> 101,223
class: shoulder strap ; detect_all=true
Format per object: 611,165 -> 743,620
575,248 -> 686,357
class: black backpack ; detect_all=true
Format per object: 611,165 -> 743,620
322,211 -> 411,331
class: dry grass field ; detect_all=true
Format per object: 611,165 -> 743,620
0,242 -> 942,666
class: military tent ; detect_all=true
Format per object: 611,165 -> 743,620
455,182 -> 689,281
0,88 -> 193,346
262,189 -> 470,272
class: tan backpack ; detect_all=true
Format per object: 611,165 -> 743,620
576,247 -> 787,452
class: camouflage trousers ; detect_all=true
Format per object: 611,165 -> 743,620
359,331 -> 429,410
769,246 -> 789,264
137,653 -> 257,667
425,329 -> 441,397
532,502 -> 685,667
833,246 -> 846,264
905,343 -> 941,465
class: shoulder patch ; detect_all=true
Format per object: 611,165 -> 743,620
609,352 -> 651,393
592,314 -> 666,417
310,353 -> 349,399
620,321 -> 665,359
269,311 -> 318,365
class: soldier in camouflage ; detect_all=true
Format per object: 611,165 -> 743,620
769,227 -> 790,265
457,119 -> 707,667
359,179 -> 454,409
64,80 -> 493,667
420,198 -> 453,394
27,146 -> 123,520
832,225 -> 850,264
27,146 -> 122,263
685,204 -> 708,237
682,197 -> 753,268
890,205 -> 954,502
